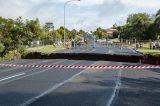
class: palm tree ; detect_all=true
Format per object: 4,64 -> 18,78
155,9 -> 160,26
153,9 -> 160,39
156,9 -> 160,18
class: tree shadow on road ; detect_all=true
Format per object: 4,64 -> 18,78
146,68 -> 160,74
123,63 -> 160,74
113,77 -> 160,106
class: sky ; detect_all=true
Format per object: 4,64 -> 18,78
0,0 -> 159,32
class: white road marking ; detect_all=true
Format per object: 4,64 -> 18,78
107,68 -> 122,106
0,60 -> 79,85
0,60 -> 56,73
128,47 -> 137,53
20,62 -> 96,106
0,67 -> 20,73
108,50 -> 114,54
0,60 -> 34,73
88,49 -> 96,53
0,68 -> 53,85
0,73 -> 26,82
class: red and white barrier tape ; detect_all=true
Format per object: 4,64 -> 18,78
0,64 -> 159,69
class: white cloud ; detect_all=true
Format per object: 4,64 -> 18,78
98,0 -> 126,17
0,0 -> 31,18
0,0 -> 159,31
121,0 -> 160,8
56,0 -> 104,6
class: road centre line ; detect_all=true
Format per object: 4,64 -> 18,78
0,73 -> 26,82
88,49 -> 96,53
20,62 -> 97,106
107,65 -> 122,106
0,60 -> 81,85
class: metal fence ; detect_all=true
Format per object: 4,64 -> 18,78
26,39 -> 160,50
93,39 -> 160,50
121,39 -> 160,50
26,39 -> 63,48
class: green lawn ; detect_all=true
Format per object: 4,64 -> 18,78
137,49 -> 160,55
123,42 -> 150,48
143,42 -> 150,49
26,45 -> 65,53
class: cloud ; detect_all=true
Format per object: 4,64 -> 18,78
0,0 -> 159,31
26,1 -> 61,22
0,0 -> 33,18
98,0 -> 126,17
121,0 -> 160,9
56,0 -> 104,6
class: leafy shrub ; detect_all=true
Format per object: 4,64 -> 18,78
21,51 -> 29,58
4,50 -> 21,60
0,43 -> 4,52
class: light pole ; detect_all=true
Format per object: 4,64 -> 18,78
64,0 -> 81,46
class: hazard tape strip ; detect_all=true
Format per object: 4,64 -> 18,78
0,64 -> 159,69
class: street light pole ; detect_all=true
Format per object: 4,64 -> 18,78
64,0 -> 81,46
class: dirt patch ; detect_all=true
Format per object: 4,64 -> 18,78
142,54 -> 160,65
23,52 -> 160,65
24,52 -> 143,63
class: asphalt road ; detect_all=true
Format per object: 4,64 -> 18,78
57,45 -> 143,56
0,59 -> 159,106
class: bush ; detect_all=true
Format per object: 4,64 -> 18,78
4,50 -> 21,61
0,57 -> 3,61
0,43 -> 4,52
21,51 -> 29,58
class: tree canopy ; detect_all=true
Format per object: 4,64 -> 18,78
0,16 -> 87,56
93,27 -> 108,39
116,10 -> 160,40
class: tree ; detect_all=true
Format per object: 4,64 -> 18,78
156,9 -> 160,18
0,43 -> 4,52
0,17 -> 17,56
113,23 -> 117,29
49,30 -> 62,41
69,29 -> 77,40
0,17 -> 44,56
117,13 -> 153,40
77,29 -> 86,37
93,27 -> 108,39
127,13 -> 152,40
146,23 -> 157,40
117,24 -> 133,39
25,18 -> 43,42
145,9 -> 160,40
43,22 -> 54,32
154,9 -> 160,39
57,26 -> 64,41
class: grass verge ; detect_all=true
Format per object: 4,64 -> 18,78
26,45 -> 65,53
137,49 -> 160,55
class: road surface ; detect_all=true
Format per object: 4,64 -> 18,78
57,45 -> 143,56
0,59 -> 159,106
